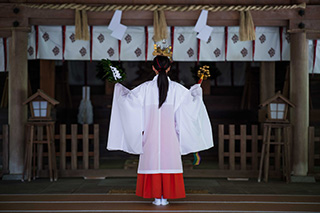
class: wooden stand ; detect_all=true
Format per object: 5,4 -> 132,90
22,121 -> 57,182
258,123 -> 291,183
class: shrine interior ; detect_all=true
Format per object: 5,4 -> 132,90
0,60 -> 319,169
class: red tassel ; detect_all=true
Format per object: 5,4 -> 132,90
118,40 -> 121,62
62,26 -> 66,61
252,27 -> 256,62
171,26 -> 174,61
90,26 -> 93,62
225,26 -> 228,61
197,38 -> 200,65
35,25 -> 39,59
3,38 -> 7,72
145,26 -> 148,62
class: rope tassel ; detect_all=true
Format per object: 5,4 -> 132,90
75,9 -> 90,41
153,10 -> 168,42
239,10 -> 255,41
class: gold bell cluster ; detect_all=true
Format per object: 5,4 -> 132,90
152,44 -> 173,60
197,65 -> 211,80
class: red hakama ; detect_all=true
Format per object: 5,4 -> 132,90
136,173 -> 186,199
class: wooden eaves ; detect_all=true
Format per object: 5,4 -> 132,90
0,1 -> 320,39
23,89 -> 59,106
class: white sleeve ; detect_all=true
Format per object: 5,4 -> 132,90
107,83 -> 144,155
175,84 -> 214,155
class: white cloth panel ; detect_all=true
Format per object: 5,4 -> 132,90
200,27 -> 225,61
38,26 -> 63,60
0,38 -> 4,72
0,38 -> 9,72
6,38 -> 9,72
92,26 -> 119,61
308,40 -> 314,74
227,27 -> 252,61
147,26 -> 171,61
314,40 -> 320,74
282,27 -> 290,61
255,27 -> 280,61
173,27 -> 198,61
120,27 -> 145,61
65,26 -> 90,60
308,40 -> 320,74
27,26 -> 36,60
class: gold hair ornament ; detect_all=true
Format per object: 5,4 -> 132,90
152,44 -> 173,60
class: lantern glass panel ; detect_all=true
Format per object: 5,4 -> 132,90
270,103 -> 277,111
277,112 -> 284,119
40,101 -> 47,109
40,110 -> 47,117
34,109 -> 40,117
278,103 -> 285,111
32,101 -> 48,117
32,101 -> 40,109
271,112 -> 277,119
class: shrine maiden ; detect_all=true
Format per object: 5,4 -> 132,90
107,56 -> 213,205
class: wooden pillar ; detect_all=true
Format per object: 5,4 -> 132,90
8,30 -> 28,174
290,32 -> 309,176
259,62 -> 275,122
40,60 -> 55,98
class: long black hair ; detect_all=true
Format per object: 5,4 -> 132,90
153,56 -> 171,108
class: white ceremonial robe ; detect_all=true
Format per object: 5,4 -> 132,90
107,75 -> 214,174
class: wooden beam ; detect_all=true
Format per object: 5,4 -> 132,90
8,0 -> 314,5
0,4 -> 320,28
307,33 -> 320,39
0,30 -> 11,37
290,19 -> 320,31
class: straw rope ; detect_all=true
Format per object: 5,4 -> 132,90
21,3 -> 306,12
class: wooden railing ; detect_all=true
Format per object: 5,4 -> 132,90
308,126 -> 320,176
218,124 -> 285,178
0,124 -> 9,174
35,124 -> 99,178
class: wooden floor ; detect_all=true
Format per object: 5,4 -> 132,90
0,194 -> 319,212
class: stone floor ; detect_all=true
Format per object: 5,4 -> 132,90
0,177 -> 320,195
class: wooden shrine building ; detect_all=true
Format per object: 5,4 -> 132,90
0,0 -> 320,179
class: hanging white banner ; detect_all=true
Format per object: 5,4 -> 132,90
27,26 -> 36,60
38,26 -> 63,60
92,26 -> 119,61
65,26 -> 90,60
120,27 -> 145,61
314,40 -> 320,74
173,27 -> 197,61
0,38 -> 4,72
200,27 -> 225,61
308,40 -> 320,74
227,26 -> 252,61
282,27 -> 290,61
255,27 -> 280,61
